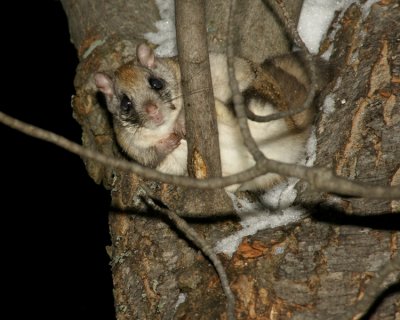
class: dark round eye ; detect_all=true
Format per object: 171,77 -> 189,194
148,77 -> 164,90
120,94 -> 133,113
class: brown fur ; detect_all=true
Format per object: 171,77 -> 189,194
250,53 -> 315,131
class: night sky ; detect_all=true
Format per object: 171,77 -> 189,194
1,1 -> 115,319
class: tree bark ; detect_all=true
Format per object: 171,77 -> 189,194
308,3 -> 400,216
176,0 -> 222,179
60,0 -> 399,319
174,0 -> 233,216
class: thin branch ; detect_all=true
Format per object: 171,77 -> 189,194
244,101 -> 315,123
226,0 -> 265,163
275,0 -> 309,52
273,0 -> 318,82
274,0 -> 318,114
140,186 -> 236,320
337,254 -> 400,320
244,0 -> 318,124
1,110 -> 399,199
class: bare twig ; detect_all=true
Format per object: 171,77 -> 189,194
274,0 -> 318,115
244,0 -> 318,124
274,0 -> 318,79
337,254 -> 400,320
275,0 -> 309,52
1,110 -> 400,199
244,102 -> 314,123
226,0 -> 265,163
140,186 -> 236,320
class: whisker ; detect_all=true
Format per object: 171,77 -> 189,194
162,93 -> 183,104
163,87 -> 212,104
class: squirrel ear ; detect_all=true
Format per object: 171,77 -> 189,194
94,72 -> 114,97
137,43 -> 156,68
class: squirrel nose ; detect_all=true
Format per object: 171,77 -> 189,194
145,103 -> 158,115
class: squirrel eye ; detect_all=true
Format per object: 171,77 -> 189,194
148,77 -> 164,90
120,94 -> 133,113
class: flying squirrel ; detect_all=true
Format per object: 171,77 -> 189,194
95,43 -> 316,192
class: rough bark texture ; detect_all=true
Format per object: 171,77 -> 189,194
176,0 -> 222,178
175,0 -> 233,216
311,3 -> 400,216
60,0 -> 399,319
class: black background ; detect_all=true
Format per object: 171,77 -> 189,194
1,1 -> 115,319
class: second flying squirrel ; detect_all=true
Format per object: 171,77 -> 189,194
95,43 -> 315,192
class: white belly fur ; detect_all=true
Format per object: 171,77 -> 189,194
156,100 -> 309,192
155,53 -> 310,192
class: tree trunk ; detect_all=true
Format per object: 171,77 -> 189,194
308,3 -> 400,215
60,1 -> 399,319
